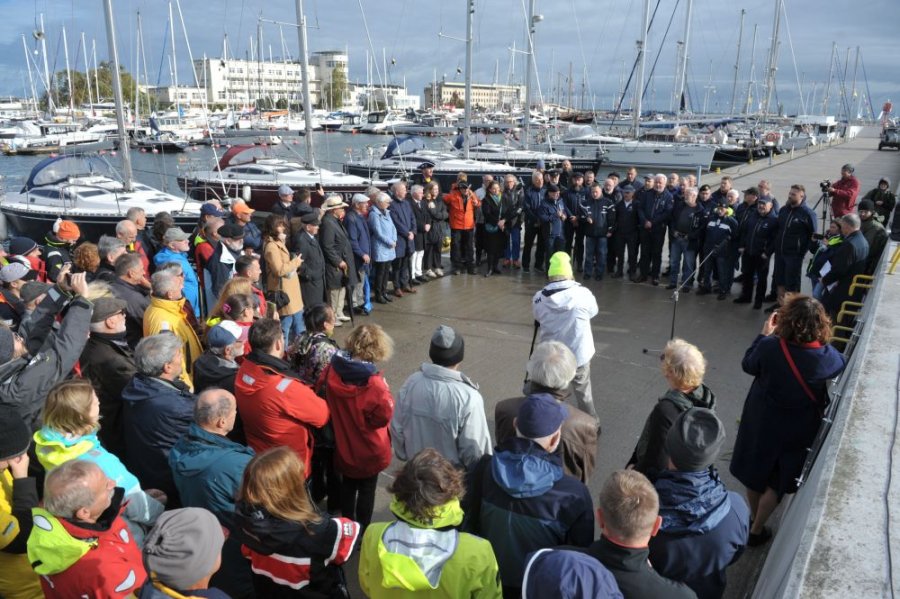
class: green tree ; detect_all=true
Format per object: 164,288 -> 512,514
321,66 -> 347,110
43,62 -> 152,112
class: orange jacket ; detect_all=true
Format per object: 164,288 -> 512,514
234,356 -> 330,476
443,186 -> 481,230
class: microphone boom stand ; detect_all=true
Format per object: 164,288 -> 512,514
669,238 -> 729,340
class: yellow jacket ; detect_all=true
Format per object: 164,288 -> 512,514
143,295 -> 203,389
0,470 -> 43,599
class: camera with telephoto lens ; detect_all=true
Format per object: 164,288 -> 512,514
819,180 -> 832,193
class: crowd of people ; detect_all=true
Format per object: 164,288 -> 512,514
0,157 -> 889,599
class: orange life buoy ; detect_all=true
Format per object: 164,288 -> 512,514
765,132 -> 778,143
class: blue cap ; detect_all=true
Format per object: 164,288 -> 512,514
207,321 -> 243,348
200,203 -> 226,217
278,184 -> 294,197
516,393 -> 567,438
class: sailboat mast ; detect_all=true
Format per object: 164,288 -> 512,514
82,32 -> 95,115
744,24 -> 758,115
463,0 -> 474,159
523,0 -> 536,149
761,0 -> 781,120
102,0 -> 134,191
62,27 -> 74,116
730,9 -> 746,116
821,42 -> 836,115
673,0 -> 693,121
294,0 -> 316,167
39,14 -> 54,113
21,36 -> 38,114
633,0 -> 650,138
168,1 -> 181,120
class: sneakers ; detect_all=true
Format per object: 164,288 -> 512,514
434,268 -> 444,277
337,315 -> 351,322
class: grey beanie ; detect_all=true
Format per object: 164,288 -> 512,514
429,325 -> 464,366
0,327 -> 15,364
143,508 -> 225,590
665,408 -> 726,472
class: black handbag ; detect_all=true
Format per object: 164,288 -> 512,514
265,275 -> 291,309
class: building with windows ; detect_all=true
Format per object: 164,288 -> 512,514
145,85 -> 208,109
192,57 -> 323,109
424,81 -> 523,110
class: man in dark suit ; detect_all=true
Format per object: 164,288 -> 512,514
293,212 -> 327,311
318,196 -> 358,323
821,213 -> 869,318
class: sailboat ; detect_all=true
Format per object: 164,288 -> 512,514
0,0 -> 200,239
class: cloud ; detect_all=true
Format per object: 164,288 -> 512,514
0,0 -> 896,114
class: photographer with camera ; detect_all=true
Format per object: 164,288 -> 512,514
827,163 -> 860,218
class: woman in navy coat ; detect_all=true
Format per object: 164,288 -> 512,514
730,295 -> 846,546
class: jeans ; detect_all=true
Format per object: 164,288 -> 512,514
584,236 -> 608,278
812,280 -> 826,300
668,236 -> 697,287
701,254 -> 734,293
280,309 -> 305,345
340,474 -> 378,528
773,253 -> 804,292
504,226 -> 521,261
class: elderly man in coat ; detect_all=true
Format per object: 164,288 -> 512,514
390,181 -> 417,296
318,195 -> 358,322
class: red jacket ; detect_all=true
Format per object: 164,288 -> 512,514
28,497 -> 147,599
235,352 -> 330,476
129,240 -> 151,277
318,352 -> 393,479
443,186 -> 480,230
830,176 -> 860,217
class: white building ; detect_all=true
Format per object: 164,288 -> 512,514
145,85 -> 208,109
349,83 -> 420,111
424,81 -> 523,110
193,57 -> 322,109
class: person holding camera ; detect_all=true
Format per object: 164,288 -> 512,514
827,163 -> 860,218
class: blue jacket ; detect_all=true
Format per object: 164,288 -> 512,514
703,215 -> 739,257
153,247 -> 200,318
638,190 -> 674,229
465,437 -> 594,590
344,209 -> 372,266
390,197 -> 416,257
368,205 -> 397,263
121,374 -> 196,500
228,217 -> 263,252
538,197 -> 569,238
739,210 -> 778,257
523,548 -> 624,599
649,469 -> 749,599
775,202 -> 817,256
168,422 -> 255,520
581,195 -> 616,238
523,185 -> 546,223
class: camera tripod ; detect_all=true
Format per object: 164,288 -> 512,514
810,191 -> 830,234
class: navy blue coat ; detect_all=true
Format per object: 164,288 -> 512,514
775,202 -> 818,256
344,209 -> 372,268
821,229 -> 869,315
730,334 -> 846,495
739,210 -> 778,257
703,215 -> 738,257
121,374 -> 196,500
523,549 -> 624,599
638,190 -> 674,230
463,437 -> 594,590
523,185 -> 545,224
649,470 -> 750,599
581,195 -> 616,238
390,196 -> 416,257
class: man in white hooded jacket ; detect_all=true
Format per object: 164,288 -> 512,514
533,252 -> 599,418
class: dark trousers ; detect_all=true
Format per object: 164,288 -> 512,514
564,224 -> 585,272
521,221 -> 545,269
639,226 -> 667,278
340,474 -> 378,528
613,232 -> 639,275
739,253 -> 771,304
392,254 -> 411,290
374,261 -> 391,299
310,447 -> 341,513
423,240 -> 442,270
474,223 -> 486,263
450,228 -> 475,269
485,231 -> 505,272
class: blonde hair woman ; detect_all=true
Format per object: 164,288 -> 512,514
33,379 -> 165,542
232,447 -> 360,598
206,277 -> 255,327
628,338 -> 716,477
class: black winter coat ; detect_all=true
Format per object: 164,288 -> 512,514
80,333 -> 136,459
318,213 -> 358,290
409,197 -> 427,252
294,232 -> 327,307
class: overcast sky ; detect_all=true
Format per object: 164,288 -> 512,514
2,0 -> 896,116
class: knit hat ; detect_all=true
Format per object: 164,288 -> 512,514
91,297 -> 127,323
516,393 -> 567,439
0,327 -> 16,364
207,320 -> 243,348
54,219 -> 81,242
620,184 -> 635,194
20,281 -> 51,304
0,409 -> 31,461
0,262 -> 30,283
143,508 -> 225,590
547,252 -> 573,280
8,237 -> 38,256
429,325 -> 464,366
858,199 -> 875,213
665,407 -> 726,471
842,163 -> 854,173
